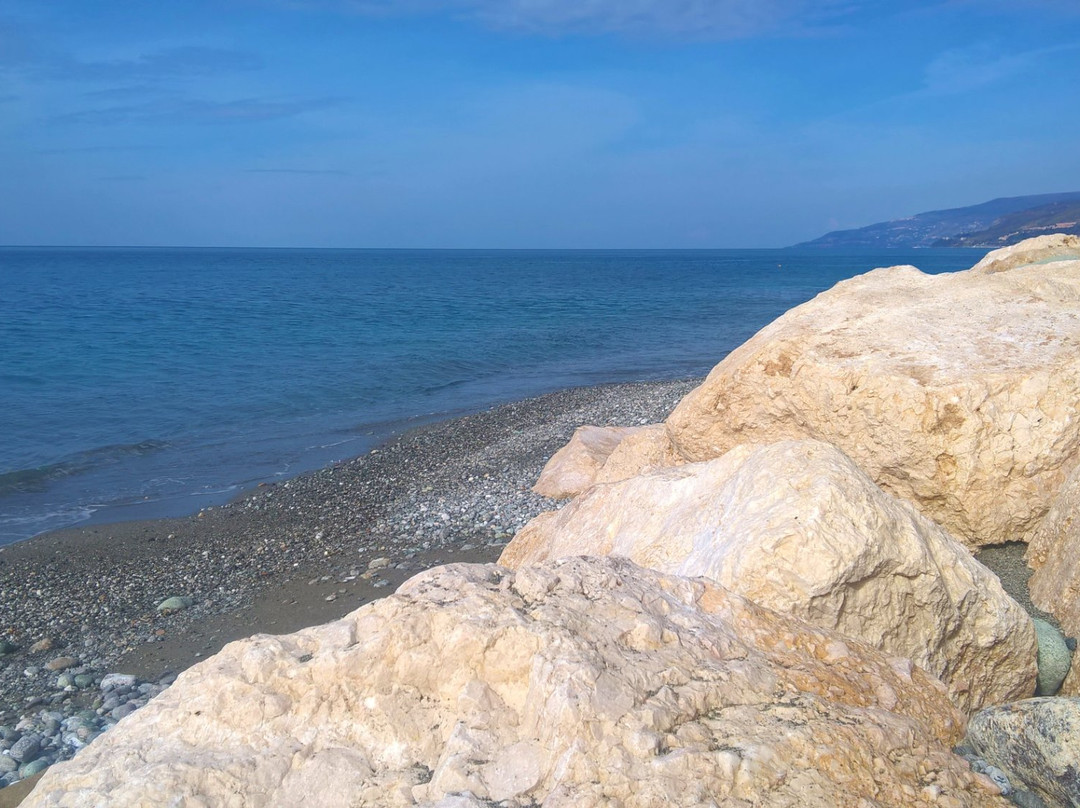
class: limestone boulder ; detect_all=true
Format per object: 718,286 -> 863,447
24,557 -> 1005,807
967,697 -> 1080,807
532,425 -> 644,499
663,236 -> 1080,547
500,440 -> 1037,712
970,233 -> 1080,274
1027,463 -> 1080,637
593,422 -> 684,485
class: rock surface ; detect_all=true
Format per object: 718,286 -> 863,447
501,440 -> 1037,712
23,558 -> 1005,807
967,697 -> 1080,807
531,425 -> 644,499
662,237 -> 1080,547
1027,463 -> 1080,637
593,423 -> 684,486
969,233 -> 1080,275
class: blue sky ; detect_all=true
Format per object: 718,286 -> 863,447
1,0 -> 1078,247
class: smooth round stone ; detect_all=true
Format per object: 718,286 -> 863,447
156,596 -> 194,613
110,702 -> 137,721
73,674 -> 96,689
0,640 -> 17,655
0,755 -> 18,774
19,759 -> 49,778
56,673 -> 75,689
100,673 -> 137,692
1034,618 -> 1072,695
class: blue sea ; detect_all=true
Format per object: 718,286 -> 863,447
0,247 -> 985,544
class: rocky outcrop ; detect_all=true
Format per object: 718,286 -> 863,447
532,425 -> 644,499
23,558 -> 1005,807
967,697 -> 1080,807
1027,463 -> 1080,637
501,440 -> 1037,713
661,237 -> 1080,547
969,233 -> 1080,274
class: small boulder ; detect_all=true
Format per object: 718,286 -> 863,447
9,734 -> 40,764
967,697 -> 1080,807
1033,619 -> 1072,696
155,596 -> 193,614
28,639 -> 54,654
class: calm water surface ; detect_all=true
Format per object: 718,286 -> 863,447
0,247 -> 985,543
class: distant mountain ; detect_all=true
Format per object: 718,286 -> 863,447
794,192 -> 1080,249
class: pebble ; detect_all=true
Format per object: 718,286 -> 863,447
45,657 -> 78,672
28,639 -> 54,654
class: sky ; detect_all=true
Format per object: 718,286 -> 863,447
1,0 -> 1078,248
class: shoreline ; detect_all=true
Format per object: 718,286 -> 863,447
0,379 -> 699,731
0,374 -> 1055,799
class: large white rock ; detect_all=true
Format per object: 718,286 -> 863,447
501,440 -> 1037,712
663,236 -> 1080,547
24,558 -> 1005,807
532,425 -> 645,499
1027,463 -> 1080,636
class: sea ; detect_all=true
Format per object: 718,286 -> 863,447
0,247 -> 986,545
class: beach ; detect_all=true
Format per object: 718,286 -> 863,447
0,379 -> 699,729
0,371 -> 1055,802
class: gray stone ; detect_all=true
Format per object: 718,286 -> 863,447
9,734 -> 40,763
19,758 -> 49,778
1009,789 -> 1049,808
56,673 -> 74,689
156,596 -> 194,613
967,697 -> 1080,807
0,640 -> 17,655
110,702 -> 138,721
1033,618 -> 1072,696
100,673 -> 137,692
73,673 -> 95,689
0,755 -> 17,774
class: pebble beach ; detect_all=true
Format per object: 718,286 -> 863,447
0,379 -> 699,793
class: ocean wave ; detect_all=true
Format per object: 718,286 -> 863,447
0,440 -> 170,496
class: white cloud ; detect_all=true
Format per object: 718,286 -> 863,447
922,40 -> 1080,95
